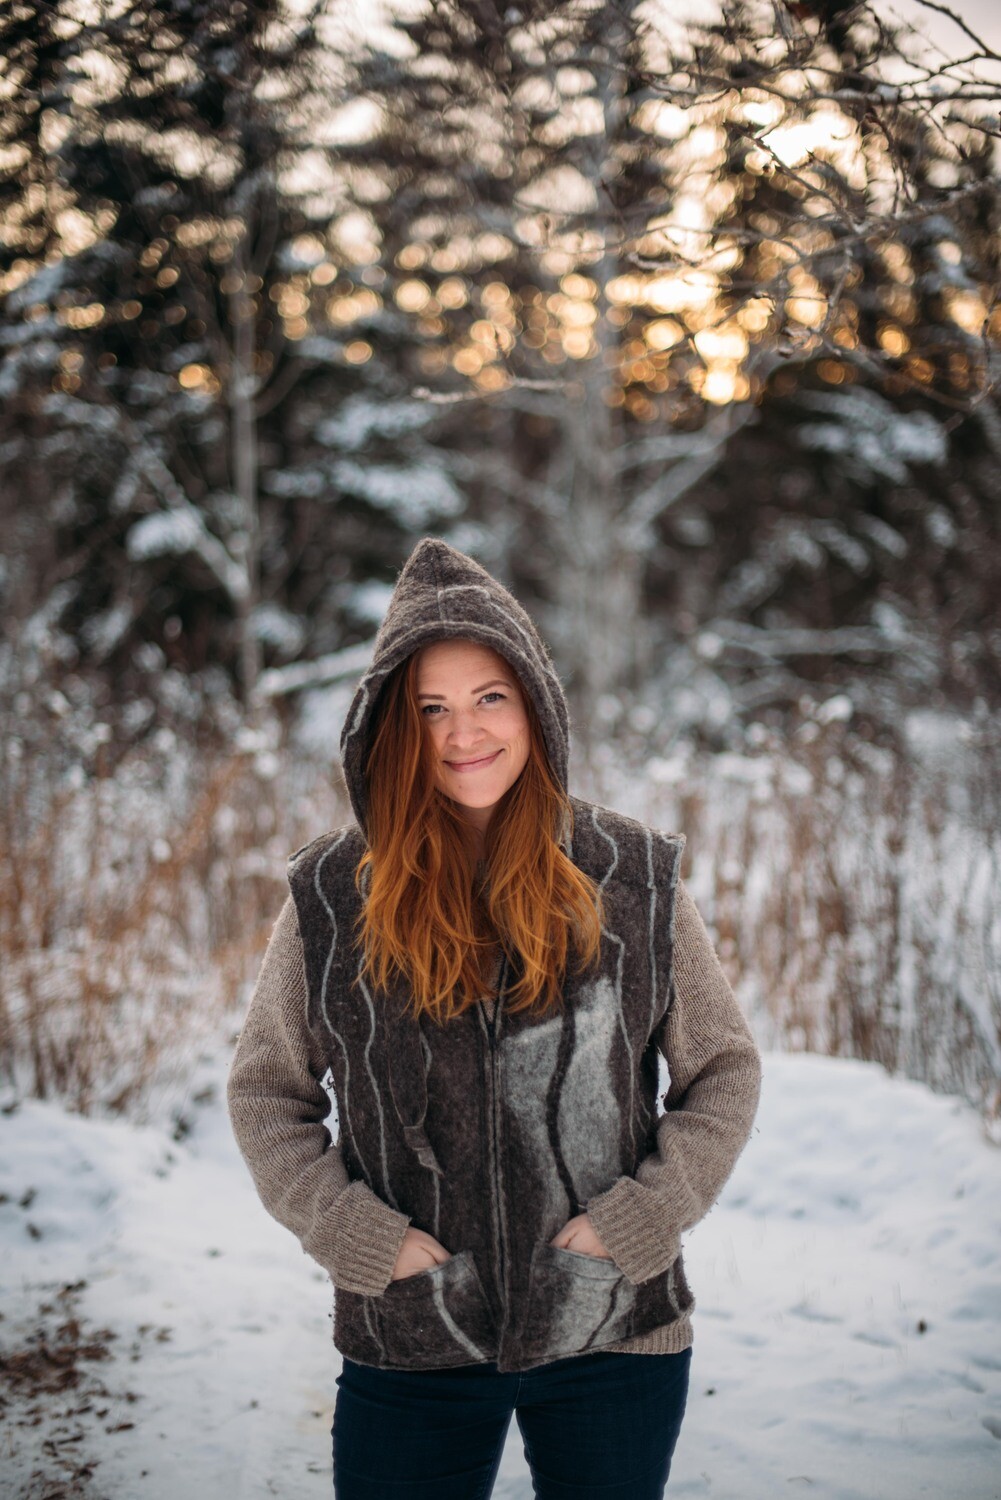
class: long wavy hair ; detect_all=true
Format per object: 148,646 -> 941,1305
354,644 -> 605,1024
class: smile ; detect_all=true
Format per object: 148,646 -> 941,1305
445,750 -> 502,772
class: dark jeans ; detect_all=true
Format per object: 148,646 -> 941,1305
332,1345 -> 692,1499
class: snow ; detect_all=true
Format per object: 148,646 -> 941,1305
249,602 -> 307,656
815,693 -> 853,724
812,518 -> 871,575
126,509 -> 205,562
257,642 -> 375,711
345,578 -> 395,624
262,466 -> 328,498
124,504 -> 249,603
3,1049 -> 1000,1499
0,335 -> 62,397
289,677 -> 360,757
314,394 -> 434,451
80,601 -> 135,662
794,391 -> 948,484
855,513 -> 908,558
331,457 -> 465,524
5,257 -> 73,313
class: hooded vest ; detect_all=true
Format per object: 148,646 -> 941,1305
286,537 -> 692,1374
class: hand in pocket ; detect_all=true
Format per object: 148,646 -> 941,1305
550,1211 -> 615,1260
391,1226 -> 453,1280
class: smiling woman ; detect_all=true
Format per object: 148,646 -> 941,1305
227,536 -> 762,1500
415,640 -> 531,850
356,622 -> 606,1028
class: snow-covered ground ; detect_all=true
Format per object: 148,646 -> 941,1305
2,1047 -> 1000,1500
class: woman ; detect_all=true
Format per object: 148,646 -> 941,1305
227,536 -> 762,1499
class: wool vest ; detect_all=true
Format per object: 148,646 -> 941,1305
287,796 -> 691,1374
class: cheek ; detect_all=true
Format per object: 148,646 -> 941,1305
510,718 -> 531,763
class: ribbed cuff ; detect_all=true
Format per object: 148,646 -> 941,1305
326,1179 -> 412,1296
585,1176 -> 680,1285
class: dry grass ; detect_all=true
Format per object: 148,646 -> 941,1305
3,700 -> 999,1133
0,720 -> 347,1121
640,713 -> 1001,1135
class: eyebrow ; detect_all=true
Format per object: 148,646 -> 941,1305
417,678 -> 514,701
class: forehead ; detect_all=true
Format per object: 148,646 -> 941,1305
415,637 -> 513,681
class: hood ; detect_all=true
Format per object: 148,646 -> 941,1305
339,536 -> 571,839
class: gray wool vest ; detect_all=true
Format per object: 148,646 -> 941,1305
287,801 -> 689,1375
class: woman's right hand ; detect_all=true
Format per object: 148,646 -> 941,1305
390,1226 -> 452,1280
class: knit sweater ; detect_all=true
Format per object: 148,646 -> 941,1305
228,871 -> 761,1360
227,535 -> 762,1373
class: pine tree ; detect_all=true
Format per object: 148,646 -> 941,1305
334,1 -> 752,743
640,0 -> 1001,730
332,0 -> 999,741
0,0 -> 464,726
4,0 -> 997,740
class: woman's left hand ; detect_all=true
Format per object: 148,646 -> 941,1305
550,1212 -> 614,1260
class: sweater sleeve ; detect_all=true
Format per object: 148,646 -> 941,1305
584,877 -> 762,1285
226,893 -> 412,1296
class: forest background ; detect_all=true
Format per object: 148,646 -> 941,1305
1,0 -> 1000,1139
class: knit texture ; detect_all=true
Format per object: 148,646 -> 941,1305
227,874 -> 761,1359
227,534 -> 762,1372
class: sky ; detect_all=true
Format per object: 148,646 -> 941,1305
340,0 -> 1001,57
653,0 -> 1001,78
897,0 -> 1000,50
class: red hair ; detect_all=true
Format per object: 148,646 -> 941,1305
354,647 -> 604,1023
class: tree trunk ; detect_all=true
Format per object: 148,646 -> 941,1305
229,232 -> 261,711
547,15 -> 646,755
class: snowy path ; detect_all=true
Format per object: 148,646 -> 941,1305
2,1049 -> 1000,1499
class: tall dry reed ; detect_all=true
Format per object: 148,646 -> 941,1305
0,716 -> 347,1122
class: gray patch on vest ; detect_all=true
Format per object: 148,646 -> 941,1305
504,975 -> 624,1209
557,976 -> 625,1200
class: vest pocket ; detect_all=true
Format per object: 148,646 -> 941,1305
521,1239 -> 638,1361
369,1248 -> 497,1367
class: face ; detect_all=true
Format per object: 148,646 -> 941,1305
415,638 -> 531,836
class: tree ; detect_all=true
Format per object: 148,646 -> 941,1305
3,0 -> 998,745
0,0 -> 467,730
632,0 -> 1001,727
331,0 -> 999,742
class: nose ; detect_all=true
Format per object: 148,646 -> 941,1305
445,706 -> 490,749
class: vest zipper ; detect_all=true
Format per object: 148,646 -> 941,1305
484,954 -> 507,1307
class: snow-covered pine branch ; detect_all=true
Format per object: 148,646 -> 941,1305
41,395 -> 250,605
253,640 -> 375,701
698,621 -> 906,663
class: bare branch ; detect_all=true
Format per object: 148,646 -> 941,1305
907,0 -> 1000,62
622,405 -> 759,544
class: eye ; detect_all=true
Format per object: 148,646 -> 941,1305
481,692 -> 505,704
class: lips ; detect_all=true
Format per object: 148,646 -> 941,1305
445,749 -> 502,772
